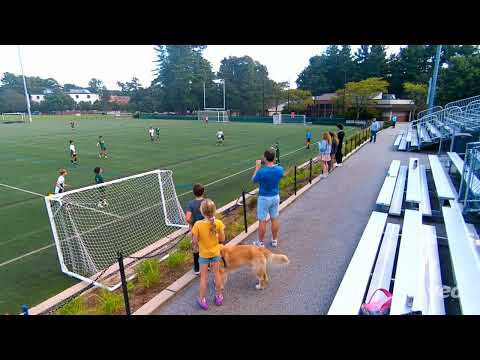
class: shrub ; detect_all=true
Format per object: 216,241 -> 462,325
247,196 -> 257,210
96,289 -> 124,315
135,259 -> 162,289
56,297 -> 86,315
178,235 -> 192,252
166,250 -> 188,268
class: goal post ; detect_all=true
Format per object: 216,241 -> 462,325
44,169 -> 188,290
1,112 -> 26,123
198,110 -> 230,122
272,114 -> 306,125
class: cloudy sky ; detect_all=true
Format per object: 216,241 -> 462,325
0,45 -> 403,90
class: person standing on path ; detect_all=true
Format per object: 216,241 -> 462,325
185,184 -> 205,275
335,124 -> 345,167
391,115 -> 397,128
318,132 -> 332,178
328,131 -> 338,171
252,149 -> 284,248
192,199 -> 225,310
370,118 -> 380,143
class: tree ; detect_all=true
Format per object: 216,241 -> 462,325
217,55 -> 273,114
152,45 -> 213,113
403,82 -> 427,118
437,53 -> 480,105
280,89 -> 313,114
0,88 -> 27,113
337,77 -> 389,119
38,90 -> 76,112
353,45 -> 388,81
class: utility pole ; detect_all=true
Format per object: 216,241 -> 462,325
428,45 -> 442,114
223,79 -> 226,110
287,82 -> 290,113
203,82 -> 206,110
17,45 -> 32,123
262,80 -> 265,116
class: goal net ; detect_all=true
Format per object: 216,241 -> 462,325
272,114 -> 306,125
198,110 -> 230,122
1,112 -> 26,124
44,169 -> 188,290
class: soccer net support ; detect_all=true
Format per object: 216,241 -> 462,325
2,112 -> 26,123
198,110 -> 230,122
272,114 -> 306,125
44,169 -> 188,291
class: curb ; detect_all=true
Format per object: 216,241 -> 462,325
133,137 -> 372,315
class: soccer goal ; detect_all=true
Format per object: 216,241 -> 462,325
272,114 -> 306,125
44,169 -> 188,290
198,110 -> 230,122
1,112 -> 26,123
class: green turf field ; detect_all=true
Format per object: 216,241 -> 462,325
0,116 -> 356,313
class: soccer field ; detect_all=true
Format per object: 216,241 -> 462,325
0,116 -> 357,313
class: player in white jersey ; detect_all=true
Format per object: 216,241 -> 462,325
148,127 -> 155,142
54,169 -> 68,194
69,140 -> 78,165
216,130 -> 224,145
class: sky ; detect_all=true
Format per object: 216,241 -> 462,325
0,45 -> 403,90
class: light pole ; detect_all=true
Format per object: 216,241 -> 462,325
428,45 -> 442,114
17,45 -> 32,123
343,69 -> 347,117
262,80 -> 265,116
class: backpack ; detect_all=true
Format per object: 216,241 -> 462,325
360,288 -> 393,315
318,140 -> 327,153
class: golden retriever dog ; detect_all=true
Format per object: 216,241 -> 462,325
219,244 -> 289,290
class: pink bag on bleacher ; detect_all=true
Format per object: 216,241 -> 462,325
360,288 -> 393,315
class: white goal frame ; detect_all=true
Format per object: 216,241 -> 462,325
44,169 -> 188,291
2,112 -> 26,123
272,114 -> 306,125
198,110 -> 230,122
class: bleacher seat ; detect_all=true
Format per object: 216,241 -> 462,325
390,209 -> 423,315
376,161 -> 401,208
365,223 -> 400,301
442,202 -> 480,314
428,155 -> 458,202
406,158 -> 422,204
419,165 -> 432,217
389,166 -> 407,216
328,211 -> 388,315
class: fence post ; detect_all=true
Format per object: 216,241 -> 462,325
242,190 -> 248,233
117,252 -> 131,316
294,166 -> 297,195
309,158 -> 312,184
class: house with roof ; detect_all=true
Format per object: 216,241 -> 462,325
30,88 -> 100,104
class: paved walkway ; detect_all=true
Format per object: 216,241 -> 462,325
154,124 -> 428,315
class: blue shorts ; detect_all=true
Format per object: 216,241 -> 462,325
257,195 -> 280,221
199,256 -> 221,265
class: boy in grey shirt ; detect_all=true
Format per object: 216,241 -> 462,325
185,184 -> 205,275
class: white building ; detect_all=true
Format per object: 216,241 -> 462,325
65,89 -> 99,104
30,88 -> 100,104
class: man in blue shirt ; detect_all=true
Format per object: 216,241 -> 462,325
370,118 -> 380,143
252,149 -> 284,248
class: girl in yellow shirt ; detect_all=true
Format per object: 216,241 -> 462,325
191,199 -> 226,310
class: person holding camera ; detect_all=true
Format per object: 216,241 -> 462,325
252,149 -> 284,248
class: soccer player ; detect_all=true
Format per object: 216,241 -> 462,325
94,167 -> 108,208
155,127 -> 160,141
97,136 -> 108,158
148,127 -> 155,142
216,130 -> 224,145
54,169 -> 68,194
204,115 -> 209,127
306,128 -> 312,149
271,141 -> 280,164
70,121 -> 75,130
69,140 -> 78,165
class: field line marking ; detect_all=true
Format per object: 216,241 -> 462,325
0,183 -> 45,197
177,144 -> 310,198
0,243 -> 55,268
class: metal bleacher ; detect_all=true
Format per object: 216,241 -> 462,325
394,95 -> 480,152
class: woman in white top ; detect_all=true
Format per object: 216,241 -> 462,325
69,140 -> 78,165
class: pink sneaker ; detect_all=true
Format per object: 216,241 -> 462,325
196,297 -> 208,310
215,294 -> 224,306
